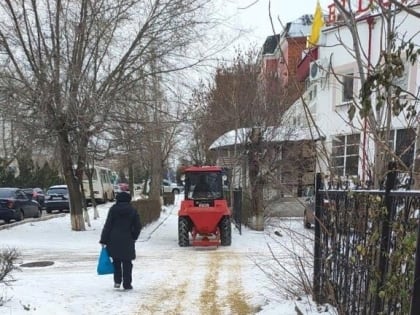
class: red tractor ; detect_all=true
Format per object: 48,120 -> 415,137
178,166 -> 232,247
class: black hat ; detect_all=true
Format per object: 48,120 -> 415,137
116,191 -> 132,203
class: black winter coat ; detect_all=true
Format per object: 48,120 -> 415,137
100,199 -> 142,260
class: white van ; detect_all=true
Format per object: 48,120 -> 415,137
82,166 -> 115,203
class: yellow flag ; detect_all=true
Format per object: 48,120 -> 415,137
308,1 -> 324,47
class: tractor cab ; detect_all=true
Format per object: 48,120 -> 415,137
184,168 -> 224,204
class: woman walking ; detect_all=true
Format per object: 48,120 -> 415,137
100,191 -> 142,290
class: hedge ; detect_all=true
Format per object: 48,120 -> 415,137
131,199 -> 161,226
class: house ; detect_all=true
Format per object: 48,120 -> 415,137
297,1 -> 420,187
211,2 -> 420,200
210,15 -> 318,198
259,15 -> 312,105
209,125 -> 318,198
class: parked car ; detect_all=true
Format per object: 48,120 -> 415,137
0,187 -> 42,223
162,179 -> 184,194
22,187 -> 45,208
44,185 -> 70,213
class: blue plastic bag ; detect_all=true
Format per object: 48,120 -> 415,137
97,247 -> 114,275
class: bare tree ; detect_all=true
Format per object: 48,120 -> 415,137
0,87 -> 35,174
186,82 -> 212,165
0,0 -> 228,230
192,48 -> 308,230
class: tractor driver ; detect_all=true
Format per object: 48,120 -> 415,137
193,174 -> 211,198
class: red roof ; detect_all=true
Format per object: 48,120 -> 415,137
184,166 -> 223,172
296,47 -> 318,82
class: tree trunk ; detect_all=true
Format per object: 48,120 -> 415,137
128,162 -> 134,198
149,46 -> 163,201
248,128 -> 264,231
79,181 -> 91,227
89,178 -> 99,219
249,182 -> 264,231
413,159 -> 420,190
58,131 -> 85,231
85,165 -> 99,219
413,125 -> 420,189
150,141 -> 162,200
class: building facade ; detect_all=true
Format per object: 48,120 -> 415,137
210,15 -> 316,197
211,2 -> 420,196
300,1 -> 420,187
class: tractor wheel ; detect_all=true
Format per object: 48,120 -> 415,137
220,216 -> 232,246
178,217 -> 190,247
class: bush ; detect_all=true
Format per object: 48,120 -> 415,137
0,248 -> 20,285
0,159 -> 63,189
0,248 -> 20,307
162,192 -> 175,205
131,199 -> 161,226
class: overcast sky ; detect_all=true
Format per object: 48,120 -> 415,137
224,0 -> 332,49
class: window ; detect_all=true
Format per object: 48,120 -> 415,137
379,128 -> 415,168
395,129 -> 415,167
308,85 -> 317,102
331,133 -> 360,176
98,169 -> 111,184
16,191 -> 27,199
342,73 -> 354,103
83,169 -> 98,180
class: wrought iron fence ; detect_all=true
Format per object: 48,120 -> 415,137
313,173 -> 420,314
223,188 -> 242,233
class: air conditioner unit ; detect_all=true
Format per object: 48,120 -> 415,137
309,59 -> 328,81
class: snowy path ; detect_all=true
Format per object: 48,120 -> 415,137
134,205 -> 257,314
0,196 -> 315,315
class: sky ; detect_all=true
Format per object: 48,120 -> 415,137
0,194 -> 334,315
225,0 -> 333,49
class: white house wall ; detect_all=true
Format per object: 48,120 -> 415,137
312,5 -> 420,179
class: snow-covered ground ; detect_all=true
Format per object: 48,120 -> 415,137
0,195 -> 332,315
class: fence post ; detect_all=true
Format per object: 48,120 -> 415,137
411,217 -> 420,314
232,188 -> 242,235
374,161 -> 397,314
313,172 -> 323,303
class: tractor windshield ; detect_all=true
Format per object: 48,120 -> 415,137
185,172 -> 223,200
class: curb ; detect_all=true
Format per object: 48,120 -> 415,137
0,213 -> 67,231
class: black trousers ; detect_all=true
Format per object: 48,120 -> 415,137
112,259 -> 133,288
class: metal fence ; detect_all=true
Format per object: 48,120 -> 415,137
232,188 -> 242,234
313,173 -> 420,315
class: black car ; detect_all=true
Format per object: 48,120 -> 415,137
22,188 -> 45,208
44,185 -> 70,213
0,187 -> 42,223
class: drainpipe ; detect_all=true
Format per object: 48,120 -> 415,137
362,16 -> 374,184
